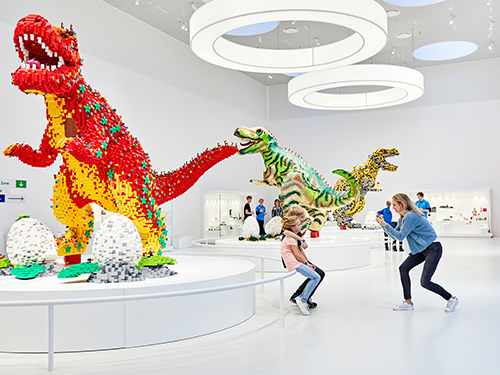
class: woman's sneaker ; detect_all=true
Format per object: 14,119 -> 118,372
445,297 -> 459,312
393,301 -> 414,311
295,296 -> 310,315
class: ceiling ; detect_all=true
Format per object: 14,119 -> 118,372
103,0 -> 498,86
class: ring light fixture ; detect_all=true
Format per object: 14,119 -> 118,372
190,0 -> 388,73
288,65 -> 424,110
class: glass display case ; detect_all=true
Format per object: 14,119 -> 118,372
202,191 -> 255,239
409,189 -> 491,237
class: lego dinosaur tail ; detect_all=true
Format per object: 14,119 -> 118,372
154,143 -> 239,205
313,169 -> 358,211
332,169 -> 359,200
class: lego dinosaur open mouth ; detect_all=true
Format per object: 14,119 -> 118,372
238,139 -> 257,151
383,152 -> 399,169
234,131 -> 258,151
16,34 -> 65,71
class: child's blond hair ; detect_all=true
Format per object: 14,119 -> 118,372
281,215 -> 300,231
287,205 -> 307,217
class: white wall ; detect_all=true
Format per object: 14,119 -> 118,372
1,0 -> 499,250
267,58 -> 500,235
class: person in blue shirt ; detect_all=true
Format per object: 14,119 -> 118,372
255,198 -> 267,235
376,193 -> 459,313
378,200 -> 404,252
377,201 -> 392,250
415,191 -> 431,218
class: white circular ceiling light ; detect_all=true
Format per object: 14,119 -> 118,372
414,41 -> 478,61
190,0 -> 388,73
288,65 -> 424,110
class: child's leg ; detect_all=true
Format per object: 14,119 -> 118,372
292,263 -> 325,300
295,265 -> 320,302
308,264 -> 325,299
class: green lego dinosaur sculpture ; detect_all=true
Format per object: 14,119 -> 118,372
234,126 -> 358,232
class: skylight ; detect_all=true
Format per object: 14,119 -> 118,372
414,41 -> 478,61
225,22 -> 279,36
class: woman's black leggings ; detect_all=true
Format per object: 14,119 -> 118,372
399,242 -> 452,300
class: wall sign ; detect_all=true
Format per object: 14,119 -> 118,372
0,179 -> 27,203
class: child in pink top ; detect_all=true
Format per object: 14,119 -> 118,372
280,215 -> 321,316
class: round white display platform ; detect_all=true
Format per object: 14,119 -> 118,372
0,256 -> 255,353
212,235 -> 371,272
320,225 -> 385,249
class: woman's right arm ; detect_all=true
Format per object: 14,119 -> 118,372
383,213 -> 417,241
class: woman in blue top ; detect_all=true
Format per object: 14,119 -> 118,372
376,193 -> 459,312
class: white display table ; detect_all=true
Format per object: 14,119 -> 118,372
212,235 -> 371,272
435,220 -> 491,237
0,256 -> 255,353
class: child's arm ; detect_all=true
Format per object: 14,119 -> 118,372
283,229 -> 308,249
283,230 -> 304,242
291,244 -> 308,264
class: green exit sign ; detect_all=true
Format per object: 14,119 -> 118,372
15,180 -> 27,188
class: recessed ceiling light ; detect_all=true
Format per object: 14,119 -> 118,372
386,10 -> 401,17
283,26 -> 299,34
396,32 -> 412,39
414,41 -> 478,61
383,0 -> 446,5
226,21 -> 279,36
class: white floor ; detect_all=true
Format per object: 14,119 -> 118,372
1,237 -> 499,375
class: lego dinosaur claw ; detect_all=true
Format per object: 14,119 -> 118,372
3,143 -> 22,157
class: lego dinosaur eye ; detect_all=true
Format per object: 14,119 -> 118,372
256,129 -> 263,135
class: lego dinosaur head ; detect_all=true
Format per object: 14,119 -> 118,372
234,126 -> 277,155
370,148 -> 399,171
12,15 -> 83,96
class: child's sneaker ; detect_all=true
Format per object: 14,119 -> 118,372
295,296 -> 310,315
445,296 -> 459,312
393,301 -> 414,311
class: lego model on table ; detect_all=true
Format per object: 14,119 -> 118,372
4,15 -> 238,264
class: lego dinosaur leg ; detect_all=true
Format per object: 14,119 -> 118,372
52,171 -> 94,263
111,179 -> 167,256
251,165 -> 279,186
129,210 -> 167,256
300,205 -> 327,233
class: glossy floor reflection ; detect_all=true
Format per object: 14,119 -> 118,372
1,238 -> 499,375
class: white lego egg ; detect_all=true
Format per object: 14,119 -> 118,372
6,217 -> 58,266
242,216 -> 260,238
92,214 -> 142,266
